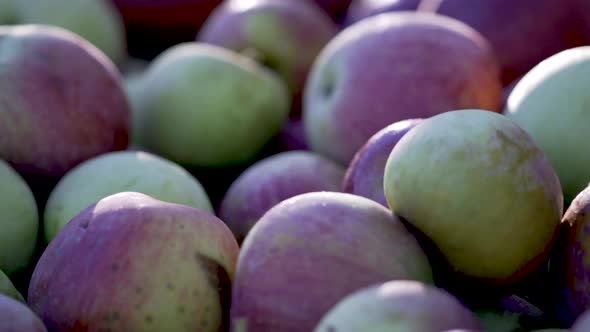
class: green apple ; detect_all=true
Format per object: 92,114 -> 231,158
44,150 -> 213,242
14,0 -> 127,65
0,160 -> 38,275
0,269 -> 24,303
505,46 -> 590,202
384,110 -> 563,284
134,43 -> 290,166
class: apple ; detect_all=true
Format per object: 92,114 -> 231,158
303,12 -> 502,165
314,280 -> 481,332
230,192 -> 433,331
0,160 -> 38,275
197,0 -> 338,114
13,0 -> 127,65
343,118 -> 422,207
133,43 -> 289,167
552,184 -> 590,323
0,269 -> 24,303
384,110 -> 563,285
418,0 -> 579,86
344,0 -> 420,25
0,25 -> 129,177
219,151 -> 346,243
0,294 -> 47,332
505,47 -> 590,202
29,192 -> 239,332
113,0 -> 221,60
43,150 -> 213,243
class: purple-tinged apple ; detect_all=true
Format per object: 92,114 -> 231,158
230,192 -> 433,332
505,47 -> 590,202
344,0 -> 420,25
303,12 -> 502,165
13,0 -> 127,65
552,185 -> 590,323
384,110 -> 563,285
0,160 -> 38,275
197,0 -> 338,113
133,43 -> 290,166
44,151 -> 213,243
343,118 -> 421,206
29,192 -> 239,332
0,269 -> 24,303
0,294 -> 47,332
314,280 -> 481,331
573,309 -> 590,332
0,25 -> 129,177
219,151 -> 345,242
418,0 -> 579,86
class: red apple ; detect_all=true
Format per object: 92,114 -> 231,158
303,12 -> 502,165
0,294 -> 47,332
230,192 -> 433,331
0,25 -> 129,177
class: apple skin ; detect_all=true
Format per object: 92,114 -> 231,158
219,151 -> 345,243
14,0 -> 127,65
43,150 -> 213,243
0,294 -> 47,332
384,110 -> 563,285
230,192 -> 433,332
197,0 -> 338,113
0,269 -> 24,303
29,192 -> 239,332
303,12 -> 502,165
552,185 -> 590,323
133,43 -> 290,167
343,118 -> 421,207
504,47 -> 590,202
0,25 -> 129,177
344,0 -> 420,25
113,0 -> 221,60
418,0 -> 579,86
0,160 -> 38,275
314,280 -> 481,332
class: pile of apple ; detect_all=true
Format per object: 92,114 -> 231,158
2,0 -> 590,331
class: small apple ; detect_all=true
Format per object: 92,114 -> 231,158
43,151 -> 213,243
29,192 -> 239,332
133,43 -> 290,167
0,25 -> 129,177
14,0 -> 127,65
219,150 -> 345,242
505,47 -> 590,202
0,294 -> 47,332
344,0 -> 420,25
230,192 -> 433,331
314,280 -> 481,332
0,160 -> 38,275
384,110 -> 563,284
303,12 -> 502,165
197,0 -> 338,113
343,118 -> 422,207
